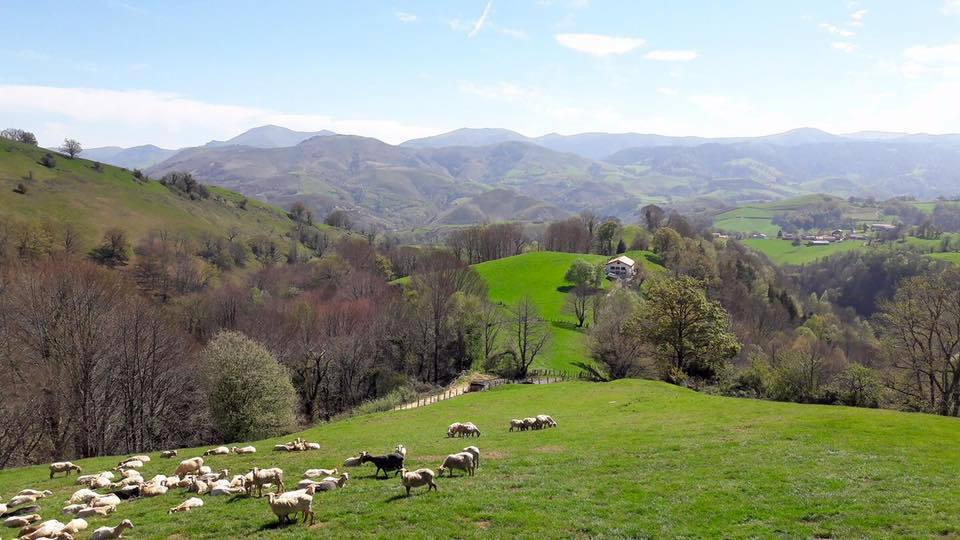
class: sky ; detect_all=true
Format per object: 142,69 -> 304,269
0,0 -> 958,148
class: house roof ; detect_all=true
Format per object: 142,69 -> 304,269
606,255 -> 635,266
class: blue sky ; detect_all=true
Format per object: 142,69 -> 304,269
1,0 -> 958,148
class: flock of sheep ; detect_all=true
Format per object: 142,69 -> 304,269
0,414 -> 557,536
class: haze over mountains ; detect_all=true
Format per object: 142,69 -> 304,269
77,124 -> 960,230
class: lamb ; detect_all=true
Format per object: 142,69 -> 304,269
438,452 -> 475,477
203,446 -> 230,456
536,414 -> 557,428
399,468 -> 437,496
77,506 -> 116,518
359,451 -> 405,478
3,513 -> 40,528
509,419 -> 524,432
90,519 -> 133,539
63,518 -> 88,535
49,461 -> 82,479
174,457 -> 204,477
266,485 -> 315,526
302,468 -> 338,479
231,445 -> 257,454
168,497 -> 203,514
462,445 -> 480,467
343,453 -> 364,467
248,467 -> 285,497
160,450 -> 177,458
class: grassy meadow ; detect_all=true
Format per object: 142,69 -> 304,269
472,250 -> 662,372
2,380 -> 960,538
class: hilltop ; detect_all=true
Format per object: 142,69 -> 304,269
1,379 -> 958,538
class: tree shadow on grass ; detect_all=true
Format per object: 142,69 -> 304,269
384,493 -> 408,503
226,494 -> 251,503
551,320 -> 585,333
556,285 -> 573,293
257,520 -> 297,531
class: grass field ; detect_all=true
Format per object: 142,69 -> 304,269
472,250 -> 662,372
2,379 -> 960,538
741,239 -> 867,265
930,251 -> 960,264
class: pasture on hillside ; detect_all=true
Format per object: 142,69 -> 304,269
472,250 -> 662,372
2,380 -> 959,538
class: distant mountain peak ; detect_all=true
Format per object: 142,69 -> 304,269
205,125 -> 336,149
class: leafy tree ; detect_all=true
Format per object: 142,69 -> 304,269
589,288 -> 649,379
325,209 -> 352,229
1,128 -> 37,145
39,153 -> 56,168
59,138 -> 82,158
564,259 -> 595,286
288,201 -> 314,227
201,331 -> 298,441
640,204 -> 666,231
595,219 -> 620,256
628,275 -> 740,382
89,228 -> 131,267
616,238 -> 627,254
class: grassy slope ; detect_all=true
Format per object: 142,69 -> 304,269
2,380 -> 959,538
0,139 -> 303,251
473,250 -> 662,372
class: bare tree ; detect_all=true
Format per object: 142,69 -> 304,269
564,283 -> 593,328
510,296 -> 550,379
59,138 -> 82,159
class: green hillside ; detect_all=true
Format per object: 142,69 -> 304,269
473,250 -> 662,371
2,380 -> 959,538
0,139 -> 304,252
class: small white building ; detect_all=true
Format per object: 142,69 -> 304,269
605,255 -> 636,279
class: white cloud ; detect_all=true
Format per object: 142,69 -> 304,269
850,8 -> 868,21
832,41 -> 856,53
0,85 -> 442,147
902,42 -> 960,78
395,12 -> 417,23
656,87 -> 678,96
944,0 -> 960,14
555,33 -> 646,56
819,22 -> 855,37
644,50 -> 699,62
469,1 -> 493,37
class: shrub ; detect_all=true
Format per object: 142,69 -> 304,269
92,161 -> 103,172
13,183 -> 27,195
201,331 -> 298,442
132,169 -> 145,181
39,153 -> 56,168
88,228 -> 131,268
829,363 -> 883,408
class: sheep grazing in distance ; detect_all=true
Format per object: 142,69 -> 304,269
160,450 -> 177,458
141,482 -> 168,497
77,505 -> 116,518
174,457 -> 204,477
7,493 -> 43,508
266,486 -> 315,526
232,445 -> 257,454
399,468 -> 437,497
343,453 -> 365,467
248,467 -> 285,497
302,468 -> 338,479
168,497 -> 203,514
50,461 -> 82,479
446,422 -> 464,438
537,414 -> 557,428
461,422 -> 481,438
359,451 -> 405,478
18,519 -> 66,540
522,417 -> 539,431
90,494 -> 121,508
203,446 -> 230,456
438,452 -> 475,477
4,513 -> 40,528
91,519 -> 134,539
68,488 -> 99,505
509,419 -> 524,432
462,446 -> 480,467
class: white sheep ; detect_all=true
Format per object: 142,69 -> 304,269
438,452 -> 475,477
14,489 -> 52,499
119,469 -> 141,480
460,422 -> 481,438
141,482 -> 168,497
266,485 -> 315,526
536,414 -> 557,428
62,504 -> 86,515
174,457 -> 204,477
115,459 -> 143,470
168,497 -> 203,514
64,518 -> 88,535
509,419 -> 524,431
399,468 -> 437,496
77,506 -> 116,518
160,450 -> 177,458
302,468 -> 338,479
91,519 -> 133,539
49,461 -> 82,479
18,519 -> 65,540
3,513 -> 40,528
343,453 -> 364,467
187,477 -> 209,496
231,445 -> 257,454
462,445 -> 480,467
164,475 -> 181,488
7,493 -> 42,508
90,494 -> 121,508
68,488 -> 100,505
210,480 -> 245,496
89,475 -> 112,489
118,455 -> 148,467
0,501 -> 7,514
248,467 -> 285,497
395,444 -> 407,457
198,465 -> 213,476
446,422 -> 464,438
314,473 -> 349,492
203,446 -> 230,456
304,442 -> 320,450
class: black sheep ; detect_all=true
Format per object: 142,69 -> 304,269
359,451 -> 405,478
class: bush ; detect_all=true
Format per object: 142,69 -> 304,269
89,228 -> 131,268
132,169 -> 145,181
201,331 -> 298,442
829,363 -> 882,408
39,153 -> 56,169
13,183 -> 27,195
92,161 -> 103,172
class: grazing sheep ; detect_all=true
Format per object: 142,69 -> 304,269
119,469 -> 141,480
90,519 -> 133,539
114,460 -> 143,470
509,419 -> 524,432
399,468 -> 437,496
18,519 -> 65,540
140,482 -> 168,497
64,518 -> 88,535
438,452 -> 475,477
343,453 -> 364,467
14,489 -> 52,499
3,513 -> 40,528
248,467 -> 285,497
394,444 -> 407,458
232,446 -> 257,454
302,468 -> 338,479
359,451 -> 405,478
77,506 -> 116,519
522,417 -> 539,431
160,450 -> 177,458
90,494 -> 121,508
7,493 -> 42,508
536,414 -> 557,428
447,422 -> 464,438
49,461 -> 82,479
174,457 -> 204,477
203,446 -> 230,456
462,446 -> 480,467
168,497 -> 203,514
187,478 -> 209,496
266,485 -> 315,526
460,423 -> 481,438
61,504 -> 86,515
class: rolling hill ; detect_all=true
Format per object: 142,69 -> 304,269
0,138 -> 304,252
1,379 -> 959,537
83,144 -> 179,170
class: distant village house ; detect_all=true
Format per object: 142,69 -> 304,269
605,255 -> 636,279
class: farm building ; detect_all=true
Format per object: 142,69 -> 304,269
604,255 -> 636,279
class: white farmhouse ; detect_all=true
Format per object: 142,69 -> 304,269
604,255 -> 636,279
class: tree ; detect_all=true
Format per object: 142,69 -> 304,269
564,259 -> 595,287
564,283 -> 593,327
288,201 -> 314,228
89,228 -> 131,268
595,220 -> 620,256
616,238 -> 627,254
509,296 -> 550,379
325,210 -> 352,229
40,153 -> 56,168
629,275 -> 740,382
640,204 -> 666,231
590,288 -> 649,379
59,138 -> 82,158
201,331 -> 297,442
1,128 -> 37,145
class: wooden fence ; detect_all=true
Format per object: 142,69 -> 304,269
393,368 -> 590,411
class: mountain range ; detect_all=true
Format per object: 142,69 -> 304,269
78,124 -> 960,230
